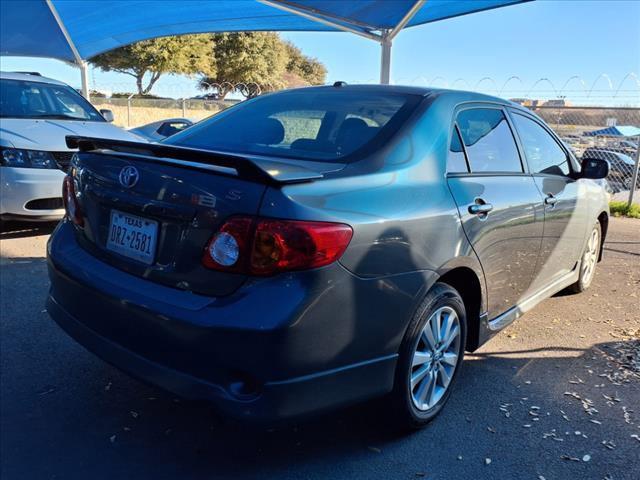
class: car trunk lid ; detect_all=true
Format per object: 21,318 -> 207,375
67,136 -> 330,297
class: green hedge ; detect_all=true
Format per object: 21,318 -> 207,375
609,201 -> 640,219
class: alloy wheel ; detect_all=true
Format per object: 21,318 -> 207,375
410,306 -> 461,411
581,227 -> 600,285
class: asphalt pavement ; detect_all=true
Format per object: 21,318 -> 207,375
1,218 -> 638,480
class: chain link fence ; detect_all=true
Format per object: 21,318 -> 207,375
91,97 -> 238,128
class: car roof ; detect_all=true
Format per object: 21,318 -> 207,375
280,83 -> 519,107
131,118 -> 193,131
147,118 -> 193,126
0,71 -> 68,86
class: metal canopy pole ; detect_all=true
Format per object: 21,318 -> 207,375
380,0 -> 426,84
257,0 -> 381,41
380,36 -> 392,84
80,61 -> 90,100
266,0 -> 380,32
388,0 -> 426,40
628,135 -> 640,207
45,0 -> 90,99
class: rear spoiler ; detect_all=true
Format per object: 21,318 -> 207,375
65,135 -> 323,185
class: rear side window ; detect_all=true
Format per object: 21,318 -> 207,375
456,108 -> 522,173
511,113 -> 571,176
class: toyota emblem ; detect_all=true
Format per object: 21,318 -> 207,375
119,166 -> 139,188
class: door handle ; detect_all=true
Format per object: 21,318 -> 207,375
468,201 -> 494,215
544,194 -> 558,206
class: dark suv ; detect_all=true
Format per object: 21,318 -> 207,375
46,85 -> 609,428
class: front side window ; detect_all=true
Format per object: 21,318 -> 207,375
512,113 -> 570,176
0,79 -> 104,121
456,108 -> 522,173
167,90 -> 420,162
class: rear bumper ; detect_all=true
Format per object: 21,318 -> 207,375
46,293 -> 396,422
0,167 -> 65,219
46,221 -> 435,422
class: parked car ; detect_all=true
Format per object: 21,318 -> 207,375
582,148 -> 637,192
129,118 -> 194,142
46,85 -> 610,428
0,72 -> 142,222
191,93 -> 222,101
605,139 -> 638,157
560,136 -> 580,147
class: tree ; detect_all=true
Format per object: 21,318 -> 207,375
90,35 -> 213,95
284,41 -> 327,86
199,32 -> 288,99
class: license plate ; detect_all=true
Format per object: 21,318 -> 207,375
106,210 -> 158,264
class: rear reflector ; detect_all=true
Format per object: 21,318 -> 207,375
203,217 -> 353,275
202,217 -> 253,273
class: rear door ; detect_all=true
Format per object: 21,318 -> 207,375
446,106 -> 544,319
508,110 -> 589,290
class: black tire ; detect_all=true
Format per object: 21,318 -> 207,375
389,282 -> 467,429
568,221 -> 602,294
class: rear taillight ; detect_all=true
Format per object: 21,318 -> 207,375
62,175 -> 83,226
250,219 -> 353,275
203,216 -> 353,276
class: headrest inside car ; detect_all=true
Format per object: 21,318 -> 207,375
250,118 -> 285,145
336,118 -> 375,154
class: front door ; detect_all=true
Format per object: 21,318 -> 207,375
446,106 -> 544,319
508,110 -> 589,291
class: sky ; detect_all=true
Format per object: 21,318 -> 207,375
1,0 -> 639,106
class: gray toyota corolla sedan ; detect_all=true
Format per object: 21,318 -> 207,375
46,84 -> 610,428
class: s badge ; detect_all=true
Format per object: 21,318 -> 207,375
226,189 -> 242,201
191,193 -> 217,208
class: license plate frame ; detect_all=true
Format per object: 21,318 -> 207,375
106,210 -> 158,265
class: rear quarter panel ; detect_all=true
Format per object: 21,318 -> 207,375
259,94 -> 487,311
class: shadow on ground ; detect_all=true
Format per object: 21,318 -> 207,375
1,218 -> 638,479
2,310 -> 637,480
0,221 -> 58,240
604,240 -> 640,257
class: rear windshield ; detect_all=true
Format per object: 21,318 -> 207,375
166,89 -> 420,162
0,78 -> 104,121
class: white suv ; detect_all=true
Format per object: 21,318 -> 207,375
0,72 -> 142,222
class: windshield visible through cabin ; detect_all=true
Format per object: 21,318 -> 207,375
0,78 -> 104,121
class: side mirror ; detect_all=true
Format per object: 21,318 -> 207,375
580,157 -> 609,179
99,109 -> 114,122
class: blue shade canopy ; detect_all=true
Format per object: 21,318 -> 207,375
0,0 -> 529,63
584,126 -> 640,137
